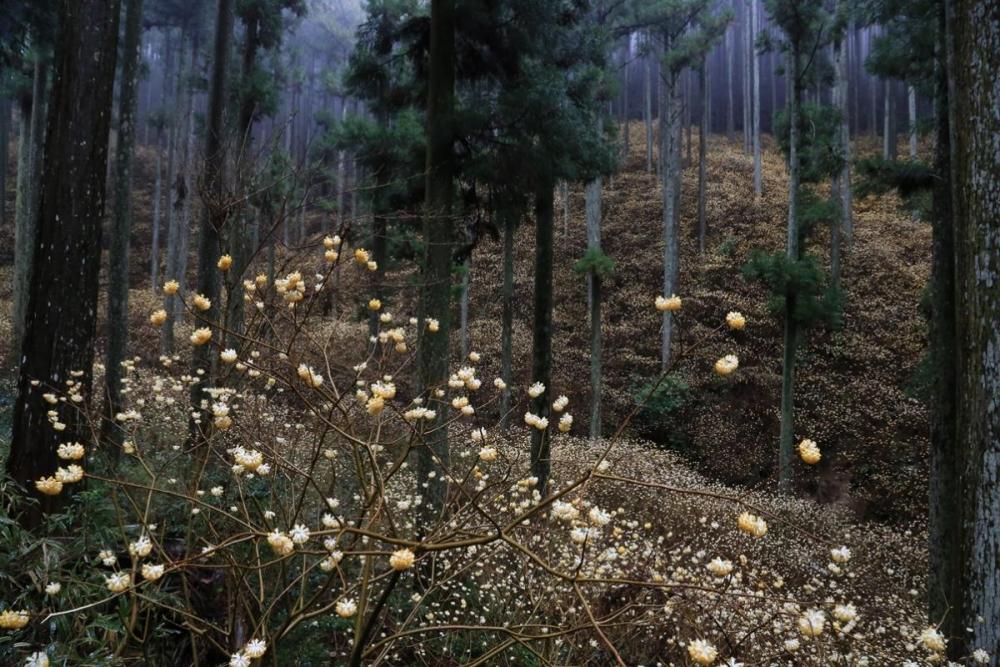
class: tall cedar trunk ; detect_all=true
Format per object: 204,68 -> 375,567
161,37 -> 195,356
11,56 -> 48,367
530,182 -> 554,491
162,32 -> 179,292
883,78 -> 897,159
726,21 -> 734,139
7,0 -> 121,526
151,144 -> 162,288
621,42 -> 630,160
585,130 -> 602,439
645,33 -> 654,172
417,0 -> 456,517
659,55 -> 680,370
0,98 -> 9,229
927,0 -> 959,648
751,0 -> 762,197
835,20 -> 853,242
778,46 -> 802,494
949,0 -> 1000,657
227,10 -> 265,348
104,0 -> 145,445
190,0 -> 235,406
499,204 -> 516,430
743,2 -> 751,153
907,85 -> 917,160
697,55 -> 708,254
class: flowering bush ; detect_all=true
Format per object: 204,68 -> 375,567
0,242 -> 989,667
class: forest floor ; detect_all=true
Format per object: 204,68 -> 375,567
0,122 -> 931,525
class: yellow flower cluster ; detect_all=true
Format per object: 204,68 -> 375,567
655,294 -> 682,312
0,609 -> 29,629
714,354 -> 739,376
736,511 -> 768,538
389,548 -> 415,571
687,639 -> 718,665
798,439 -> 821,465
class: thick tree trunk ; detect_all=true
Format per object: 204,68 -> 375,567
0,98 -> 9,229
751,0 -> 762,197
7,0 -> 121,526
104,0 -> 144,445
11,56 -> 48,368
948,0 -> 1000,657
417,0 -> 456,517
530,181 -> 554,491
190,0 -> 235,399
927,0 -> 959,649
778,46 -> 802,493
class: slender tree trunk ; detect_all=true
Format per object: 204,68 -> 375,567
660,60 -> 680,369
190,0 -> 234,400
530,181 -> 554,491
883,78 -> 897,159
726,22 -> 734,139
8,0 -> 121,526
417,0 -> 456,517
621,41 -> 630,161
697,55 -> 708,254
499,203 -> 516,430
948,0 -> 1000,657
104,0 -> 144,445
151,143 -> 162,288
743,1 -> 751,153
11,55 -> 49,368
645,34 -> 654,172
908,84 -> 918,160
752,0 -> 762,197
834,6 -> 853,246
778,46 -> 802,493
585,166 -> 602,441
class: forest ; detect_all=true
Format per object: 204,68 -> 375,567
0,0 -> 997,664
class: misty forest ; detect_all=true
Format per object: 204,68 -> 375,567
0,0 -> 998,664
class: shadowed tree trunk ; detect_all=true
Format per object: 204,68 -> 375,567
585,165 -> 603,441
778,46 -> 802,493
751,0 -> 762,197
104,0 -> 145,446
834,17 -> 853,243
11,52 -> 48,368
659,42 -> 681,370
697,54 -> 708,253
948,0 -> 1000,657
190,0 -> 235,403
7,0 -> 121,526
499,201 -> 517,430
645,32 -> 654,172
530,180 -> 554,491
0,98 -> 9,230
417,0 -> 456,517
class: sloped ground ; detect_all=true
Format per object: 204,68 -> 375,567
467,123 -> 930,523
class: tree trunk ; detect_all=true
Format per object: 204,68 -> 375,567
927,0 -> 959,650
726,21 -> 734,140
560,181 -> 569,236
645,33 -> 654,172
751,0 -> 762,197
417,0 -> 456,518
621,42 -> 630,161
743,1 -> 751,153
0,97 -> 9,229
151,146 -> 162,289
778,46 -> 802,493
835,20 -> 853,243
883,78 -> 896,159
11,55 -> 48,368
530,181 -> 554,491
948,0 -> 1000,657
499,203 -> 516,430
697,55 -> 708,254
7,0 -> 121,527
659,57 -> 680,370
585,168 -> 602,441
190,0 -> 234,399
104,0 -> 144,446
908,84 -> 917,160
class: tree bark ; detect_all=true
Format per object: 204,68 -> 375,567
585,130 -> 603,439
11,54 -> 49,368
0,97 -> 9,230
835,19 -> 853,243
645,33 -> 655,172
499,203 -> 516,430
778,46 -> 802,493
659,52 -> 680,370
8,0 -> 121,526
948,0 -> 1000,657
697,54 -> 708,254
751,0 -> 762,197
190,0 -> 235,400
908,84 -> 918,160
530,181 -> 554,491
417,0 -> 456,517
104,0 -> 145,446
